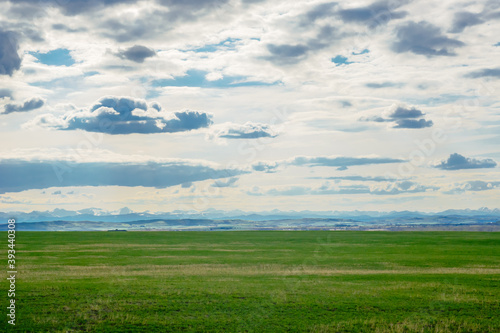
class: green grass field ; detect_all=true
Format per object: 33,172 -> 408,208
2,231 -> 499,332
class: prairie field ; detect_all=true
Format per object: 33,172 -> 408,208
2,231 -> 499,332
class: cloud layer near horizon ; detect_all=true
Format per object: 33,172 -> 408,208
0,154 -> 246,193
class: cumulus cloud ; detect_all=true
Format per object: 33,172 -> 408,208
0,29 -> 21,76
116,45 -> 156,63
392,21 -> 465,56
361,104 -> 433,129
209,122 -> 278,140
434,153 -> 497,170
27,96 -> 213,135
465,68 -> 500,79
0,152 -> 246,193
2,97 -> 45,114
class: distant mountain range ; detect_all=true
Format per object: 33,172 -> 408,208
1,208 -> 499,231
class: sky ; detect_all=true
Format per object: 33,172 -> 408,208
0,0 -> 499,213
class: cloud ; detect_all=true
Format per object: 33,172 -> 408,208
393,118 -> 433,129
370,181 -> 439,195
27,96 -> 213,135
99,0 -> 230,42
210,122 -> 278,140
116,45 -> 156,63
445,180 -> 500,194
338,0 -> 408,28
449,12 -> 484,33
0,153 -> 246,194
266,44 -> 309,64
247,180 -> 436,196
0,89 -> 12,99
211,177 -> 238,188
10,0 -> 139,16
365,82 -> 404,89
361,104 -> 433,129
389,106 -> 424,119
251,161 -> 279,173
0,29 -> 21,76
2,97 -> 45,115
465,68 -> 500,79
434,153 -> 497,170
289,156 -> 405,167
320,175 -> 402,182
392,21 -> 465,56
449,2 -> 500,33
253,155 -> 405,173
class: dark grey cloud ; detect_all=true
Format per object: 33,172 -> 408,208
213,122 -> 278,139
9,0 -> 138,16
434,153 -> 497,170
30,96 -> 212,135
465,68 -> 500,79
449,12 -> 484,33
361,105 -> 433,129
0,30 -> 21,76
0,158 -> 246,194
449,1 -> 500,33
339,0 -> 408,28
211,177 -> 238,188
389,106 -> 424,119
303,2 -> 338,23
266,44 -> 309,64
393,118 -> 433,129
393,21 -> 464,56
2,97 -> 45,115
116,45 -> 156,63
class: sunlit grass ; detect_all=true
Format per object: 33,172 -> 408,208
2,231 -> 499,332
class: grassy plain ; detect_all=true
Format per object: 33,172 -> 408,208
2,231 -> 499,332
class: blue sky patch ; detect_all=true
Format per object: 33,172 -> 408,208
332,55 -> 353,66
151,70 -> 279,88
31,48 -> 75,66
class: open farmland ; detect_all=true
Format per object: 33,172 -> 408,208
2,231 -> 499,332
